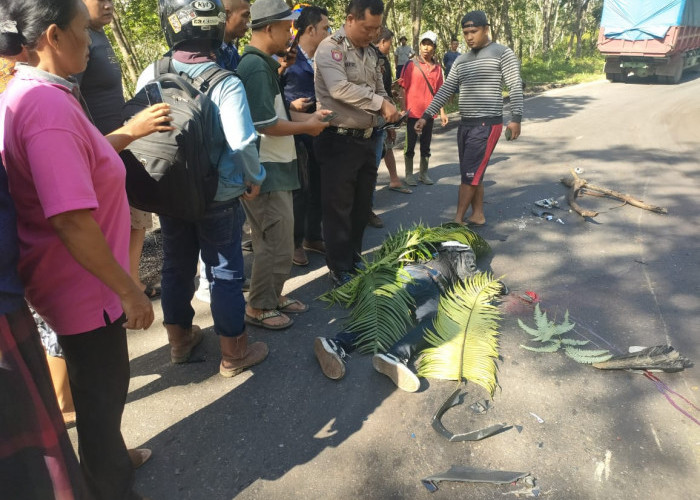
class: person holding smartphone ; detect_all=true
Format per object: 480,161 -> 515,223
283,5 -> 331,267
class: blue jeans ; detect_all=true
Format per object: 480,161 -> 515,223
160,199 -> 246,338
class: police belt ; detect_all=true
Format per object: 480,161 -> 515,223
327,126 -> 373,139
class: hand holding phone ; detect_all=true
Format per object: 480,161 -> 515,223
321,111 -> 338,123
144,82 -> 163,105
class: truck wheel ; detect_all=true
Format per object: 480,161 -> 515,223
606,72 -> 624,83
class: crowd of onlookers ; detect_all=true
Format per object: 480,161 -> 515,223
0,0 -> 521,497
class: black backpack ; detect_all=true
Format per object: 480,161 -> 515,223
122,57 -> 233,221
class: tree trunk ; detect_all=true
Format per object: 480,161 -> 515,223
500,0 -> 514,49
410,0 -> 422,52
109,10 -> 139,83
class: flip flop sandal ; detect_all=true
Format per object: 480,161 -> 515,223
143,285 -> 161,299
245,309 -> 294,330
389,185 -> 413,194
277,298 -> 309,314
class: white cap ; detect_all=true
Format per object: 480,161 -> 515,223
419,30 -> 438,45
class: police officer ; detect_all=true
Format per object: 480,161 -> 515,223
314,0 -> 400,286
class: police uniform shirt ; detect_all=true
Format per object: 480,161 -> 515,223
313,26 -> 388,130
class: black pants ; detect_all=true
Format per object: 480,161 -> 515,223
405,117 -> 434,158
58,314 -> 139,500
314,129 -> 378,272
293,135 -> 323,247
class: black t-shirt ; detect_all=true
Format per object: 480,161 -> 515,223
76,29 -> 125,135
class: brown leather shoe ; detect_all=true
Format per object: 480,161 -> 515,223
128,448 -> 152,469
292,246 -> 308,266
220,333 -> 269,378
164,324 -> 203,364
368,212 -> 384,228
302,239 -> 326,255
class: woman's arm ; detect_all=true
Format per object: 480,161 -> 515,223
105,103 -> 174,152
49,209 -> 154,330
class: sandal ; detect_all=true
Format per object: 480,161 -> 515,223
143,285 -> 161,299
245,309 -> 294,330
389,184 -> 413,194
277,298 -> 309,314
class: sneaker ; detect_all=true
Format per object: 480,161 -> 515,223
372,353 -> 420,392
368,211 -> 384,228
302,239 -> 326,255
195,285 -> 211,304
329,270 -> 354,288
314,337 -> 348,380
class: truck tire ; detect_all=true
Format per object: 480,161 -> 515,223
606,72 -> 625,83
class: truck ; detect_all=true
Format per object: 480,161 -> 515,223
597,0 -> 700,83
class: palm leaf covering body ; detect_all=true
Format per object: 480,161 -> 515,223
319,224 -> 491,355
417,272 -> 503,397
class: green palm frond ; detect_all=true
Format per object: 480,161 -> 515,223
417,272 -> 503,397
347,267 -> 416,354
320,223 -> 490,307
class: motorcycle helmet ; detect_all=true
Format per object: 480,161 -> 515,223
159,0 -> 226,49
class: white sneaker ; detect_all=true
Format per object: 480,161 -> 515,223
372,353 -> 420,392
195,285 -> 211,304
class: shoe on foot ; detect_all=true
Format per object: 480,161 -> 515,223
128,448 -> 152,469
292,246 -> 309,266
220,333 -> 269,377
165,324 -> 203,364
314,337 -> 348,380
372,353 -> 420,392
329,270 -> 354,288
368,211 -> 384,228
195,285 -> 211,304
302,239 -> 326,255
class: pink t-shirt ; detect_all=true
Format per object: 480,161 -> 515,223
1,71 -> 130,335
399,60 -> 444,119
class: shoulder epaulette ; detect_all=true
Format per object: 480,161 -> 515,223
330,33 -> 345,44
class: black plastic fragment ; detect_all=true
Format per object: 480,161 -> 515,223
422,466 -> 530,492
431,388 -> 510,442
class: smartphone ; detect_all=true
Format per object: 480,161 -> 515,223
504,127 -> 512,140
285,35 -> 299,61
379,111 -> 409,130
144,81 -> 163,105
321,111 -> 338,123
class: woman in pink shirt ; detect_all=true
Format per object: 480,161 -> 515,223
0,0 -> 171,497
399,30 -> 448,186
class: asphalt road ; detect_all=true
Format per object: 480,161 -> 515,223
72,73 -> 700,499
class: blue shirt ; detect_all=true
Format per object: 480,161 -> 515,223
216,42 -> 241,71
283,47 -> 316,103
0,161 -> 25,315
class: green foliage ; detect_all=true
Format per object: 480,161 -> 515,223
519,304 -> 613,364
417,272 -> 503,397
346,266 -> 416,354
520,53 -> 605,86
320,222 -> 489,307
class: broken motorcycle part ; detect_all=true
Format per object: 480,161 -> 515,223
431,388 -> 510,442
593,345 -> 692,372
422,466 -> 531,492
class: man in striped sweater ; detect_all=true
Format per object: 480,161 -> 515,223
416,10 -> 523,226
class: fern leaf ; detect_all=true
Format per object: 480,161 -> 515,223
564,347 -> 613,364
417,272 -> 502,397
517,318 -> 545,339
560,338 -> 590,346
520,342 -> 561,353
